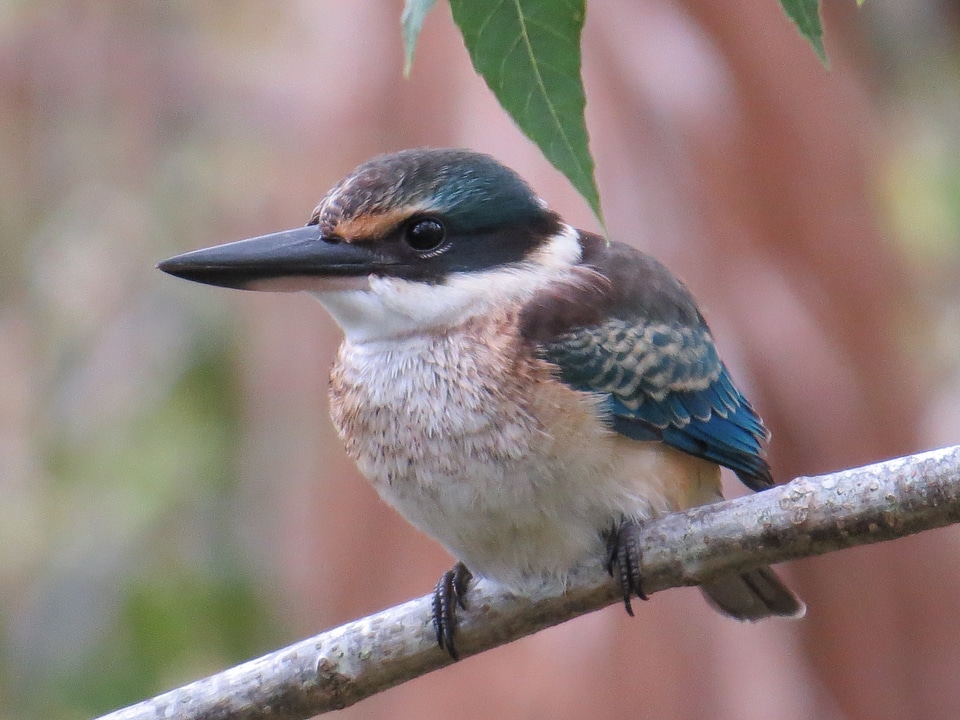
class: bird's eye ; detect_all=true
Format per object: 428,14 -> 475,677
404,218 -> 446,254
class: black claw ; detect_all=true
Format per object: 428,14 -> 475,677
432,562 -> 472,660
604,520 -> 648,616
604,520 -> 619,575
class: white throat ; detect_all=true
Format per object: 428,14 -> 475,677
311,224 -> 582,344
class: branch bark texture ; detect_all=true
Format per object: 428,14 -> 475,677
95,445 -> 960,720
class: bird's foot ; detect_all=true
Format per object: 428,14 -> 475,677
432,561 -> 472,660
604,520 -> 648,616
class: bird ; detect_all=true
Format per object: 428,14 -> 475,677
158,147 -> 804,660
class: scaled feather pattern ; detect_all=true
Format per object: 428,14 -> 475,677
540,319 -> 773,491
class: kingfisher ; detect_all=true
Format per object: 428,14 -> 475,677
159,148 -> 804,659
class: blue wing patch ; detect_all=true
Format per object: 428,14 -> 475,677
540,319 -> 773,491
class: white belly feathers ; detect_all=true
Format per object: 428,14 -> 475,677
328,310 -> 715,592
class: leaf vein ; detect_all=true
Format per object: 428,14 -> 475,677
509,0 -> 586,183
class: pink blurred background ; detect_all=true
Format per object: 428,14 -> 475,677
2,1 -> 960,718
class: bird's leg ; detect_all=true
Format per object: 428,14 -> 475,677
432,561 -> 473,660
604,519 -> 648,616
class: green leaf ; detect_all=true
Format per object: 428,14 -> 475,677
779,0 -> 828,66
448,0 -> 603,226
402,0 -> 438,77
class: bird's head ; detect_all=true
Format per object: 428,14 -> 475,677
159,148 -> 583,342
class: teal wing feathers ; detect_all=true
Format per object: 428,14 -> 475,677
521,232 -> 773,491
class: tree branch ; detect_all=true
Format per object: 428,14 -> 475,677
95,445 -> 960,720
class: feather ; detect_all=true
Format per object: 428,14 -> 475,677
528,233 -> 773,491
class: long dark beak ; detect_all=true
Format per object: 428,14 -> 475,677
157,226 -> 378,292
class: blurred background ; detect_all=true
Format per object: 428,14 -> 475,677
2,1 -> 960,718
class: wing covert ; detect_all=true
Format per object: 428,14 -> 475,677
523,232 -> 773,491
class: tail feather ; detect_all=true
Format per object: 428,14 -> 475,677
700,565 -> 805,621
